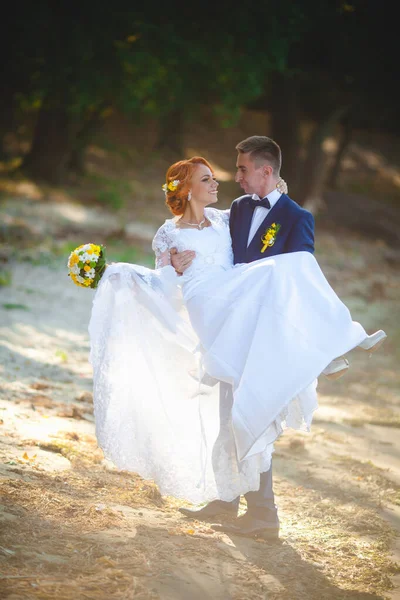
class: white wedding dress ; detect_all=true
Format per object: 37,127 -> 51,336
89,207 -> 367,503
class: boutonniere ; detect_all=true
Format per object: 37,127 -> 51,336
261,223 -> 281,252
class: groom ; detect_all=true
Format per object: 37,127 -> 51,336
171,136 -> 315,539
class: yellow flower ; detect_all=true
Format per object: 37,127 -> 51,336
68,253 -> 79,268
168,180 -> 179,191
261,223 -> 281,253
83,278 -> 93,287
84,265 -> 91,272
70,273 -> 84,287
162,179 -> 180,193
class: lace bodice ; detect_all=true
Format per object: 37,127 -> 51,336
152,208 -> 234,286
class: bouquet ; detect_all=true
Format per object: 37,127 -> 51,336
67,243 -> 106,289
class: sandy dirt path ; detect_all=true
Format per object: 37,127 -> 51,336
0,215 -> 399,599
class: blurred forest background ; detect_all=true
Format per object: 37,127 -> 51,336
1,2 -> 400,599
1,0 -> 400,238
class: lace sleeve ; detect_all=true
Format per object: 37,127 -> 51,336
219,209 -> 230,224
152,222 -> 173,268
206,207 -> 230,225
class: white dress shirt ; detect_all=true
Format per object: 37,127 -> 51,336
247,189 -> 282,247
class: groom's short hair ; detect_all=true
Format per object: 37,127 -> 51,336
236,136 -> 281,174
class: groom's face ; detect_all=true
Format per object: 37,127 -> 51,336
235,152 -> 265,196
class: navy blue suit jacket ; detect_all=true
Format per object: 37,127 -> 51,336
229,193 -> 315,264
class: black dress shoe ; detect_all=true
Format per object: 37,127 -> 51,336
179,500 -> 238,520
211,512 -> 280,540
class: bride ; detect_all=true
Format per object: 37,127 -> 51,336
89,156 -> 386,504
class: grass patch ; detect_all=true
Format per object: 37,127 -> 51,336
105,241 -> 154,267
0,269 -> 12,286
330,455 -> 400,505
57,241 -> 83,256
18,246 -> 63,267
87,174 -> 133,210
344,416 -> 400,429
367,418 -> 400,428
97,186 -> 125,210
2,303 -> 29,310
16,286 -> 36,294
38,437 -> 103,466
55,350 -> 68,362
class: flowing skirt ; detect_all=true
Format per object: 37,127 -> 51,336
88,252 -> 366,503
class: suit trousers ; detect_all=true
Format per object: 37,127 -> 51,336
213,382 -> 277,519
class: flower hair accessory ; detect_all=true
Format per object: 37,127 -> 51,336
162,179 -> 180,193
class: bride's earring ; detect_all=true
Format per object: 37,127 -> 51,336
188,191 -> 192,201
277,178 -> 288,194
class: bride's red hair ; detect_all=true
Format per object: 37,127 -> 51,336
164,157 -> 214,216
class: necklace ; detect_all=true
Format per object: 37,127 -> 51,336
179,216 -> 207,229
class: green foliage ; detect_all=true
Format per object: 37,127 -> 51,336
106,241 -> 154,267
8,3 -> 307,130
89,175 -> 131,210
57,242 -> 81,257
97,187 -> 125,211
2,303 -> 29,310
0,270 -> 12,286
6,0 -> 398,182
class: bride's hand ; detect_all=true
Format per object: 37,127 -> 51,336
277,178 -> 288,194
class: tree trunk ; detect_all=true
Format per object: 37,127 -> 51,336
156,108 -> 184,156
68,112 -> 103,175
269,73 -> 302,195
23,103 -> 73,183
0,87 -> 16,159
326,117 -> 353,190
296,106 -> 349,207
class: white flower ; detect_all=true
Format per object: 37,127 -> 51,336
82,252 -> 97,263
70,265 -> 80,275
76,275 -> 85,283
78,247 -> 90,258
86,268 -> 96,279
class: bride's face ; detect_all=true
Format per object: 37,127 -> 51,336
190,164 -> 219,205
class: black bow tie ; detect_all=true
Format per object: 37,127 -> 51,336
248,197 -> 271,210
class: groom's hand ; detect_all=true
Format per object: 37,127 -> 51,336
170,248 -> 195,275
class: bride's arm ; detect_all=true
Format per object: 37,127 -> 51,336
154,249 -> 171,268
152,224 -> 173,269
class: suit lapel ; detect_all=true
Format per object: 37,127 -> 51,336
246,194 -> 289,256
237,197 -> 254,259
